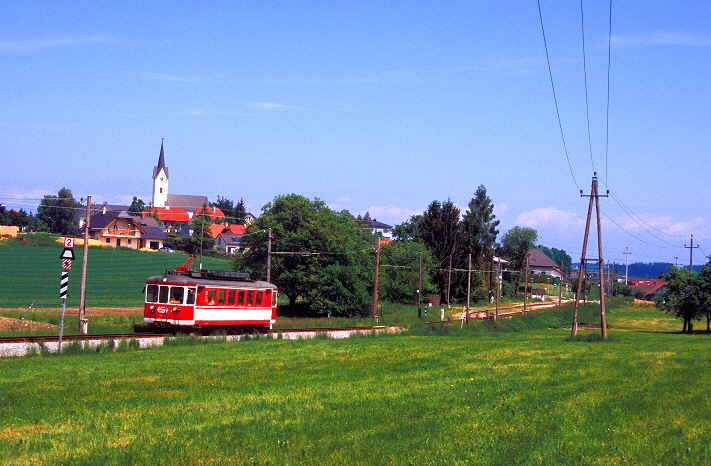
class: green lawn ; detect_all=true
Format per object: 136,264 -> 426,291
1,302 -> 709,464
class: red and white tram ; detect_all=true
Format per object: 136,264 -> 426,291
144,262 -> 277,332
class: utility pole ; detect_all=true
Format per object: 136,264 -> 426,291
523,252 -> 530,314
623,247 -> 631,285
78,195 -> 91,334
685,235 -> 699,271
572,173 -> 608,339
674,256 -> 679,267
266,228 -> 272,282
447,254 -> 453,309
417,252 -> 423,319
465,254 -> 471,323
372,239 -> 381,319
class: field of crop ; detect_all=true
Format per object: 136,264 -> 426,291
0,234 -> 232,309
1,299 -> 710,464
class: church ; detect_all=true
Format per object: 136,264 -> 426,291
145,139 -> 226,232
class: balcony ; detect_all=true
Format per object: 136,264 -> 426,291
106,229 -> 139,237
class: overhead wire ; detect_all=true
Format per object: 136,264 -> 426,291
536,0 -> 581,191
579,0 -> 596,174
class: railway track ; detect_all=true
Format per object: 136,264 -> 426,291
0,326 -> 401,357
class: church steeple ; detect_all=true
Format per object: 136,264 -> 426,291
152,138 -> 169,208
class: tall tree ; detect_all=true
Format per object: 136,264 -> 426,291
417,199 -> 463,297
234,194 -> 374,317
392,214 -> 423,241
36,187 -> 80,235
127,196 -> 146,216
696,258 -> 711,332
655,266 -> 700,333
461,185 -> 499,289
379,241 -> 436,304
539,246 -> 573,274
234,198 -> 247,224
499,226 -> 539,295
212,196 -> 236,223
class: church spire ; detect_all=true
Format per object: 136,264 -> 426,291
152,138 -> 169,208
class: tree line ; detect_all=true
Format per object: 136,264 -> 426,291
233,186 -> 572,317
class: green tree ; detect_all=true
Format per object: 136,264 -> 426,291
212,196 -> 236,223
234,198 -> 247,224
234,194 -> 374,317
417,199 -> 464,298
191,204 -> 216,250
499,226 -> 539,295
36,187 -> 80,235
392,214 -> 423,241
655,266 -> 699,333
539,246 -> 573,274
379,241 -> 436,304
696,259 -> 711,332
127,196 -> 146,216
462,185 -> 499,291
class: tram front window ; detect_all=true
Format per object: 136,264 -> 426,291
170,287 -> 184,304
146,285 -> 159,303
158,286 -> 169,304
187,288 -> 196,305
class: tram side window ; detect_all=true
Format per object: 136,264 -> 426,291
227,290 -> 236,306
158,286 -> 169,304
218,289 -> 225,305
238,291 -> 245,306
187,288 -> 196,305
170,287 -> 184,304
146,285 -> 159,303
207,289 -> 216,305
247,291 -> 254,306
255,292 -> 263,306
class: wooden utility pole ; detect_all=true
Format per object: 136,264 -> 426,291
685,235 -> 699,271
572,173 -> 608,339
447,254 -> 453,309
78,195 -> 91,334
523,253 -> 530,314
266,228 -> 272,282
623,247 -> 631,285
465,254 -> 472,323
372,239 -> 381,319
417,252 -> 423,319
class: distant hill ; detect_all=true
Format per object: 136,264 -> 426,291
574,262 -> 700,278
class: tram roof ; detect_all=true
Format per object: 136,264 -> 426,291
146,273 -> 276,289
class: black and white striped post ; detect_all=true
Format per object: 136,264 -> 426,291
58,239 -> 76,353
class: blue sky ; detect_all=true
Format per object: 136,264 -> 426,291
1,1 -> 710,266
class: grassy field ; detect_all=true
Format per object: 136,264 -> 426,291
0,234 -> 233,309
1,301 -> 709,464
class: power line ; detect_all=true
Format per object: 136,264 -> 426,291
536,0 -> 580,191
579,0 -> 596,174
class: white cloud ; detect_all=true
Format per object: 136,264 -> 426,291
0,35 -> 122,52
494,203 -> 509,216
248,102 -> 297,110
515,207 -> 583,230
140,72 -> 217,83
612,31 -> 711,48
364,205 -> 421,225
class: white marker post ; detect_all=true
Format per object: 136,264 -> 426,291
58,239 -> 76,353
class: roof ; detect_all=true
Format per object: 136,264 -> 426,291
89,210 -> 147,234
209,224 -> 226,238
528,248 -> 560,268
217,232 -> 242,246
195,206 -> 226,221
143,207 -> 190,222
225,224 -> 246,235
629,278 -> 667,297
369,219 -> 392,229
135,215 -> 166,240
166,194 -> 208,213
153,139 -> 169,180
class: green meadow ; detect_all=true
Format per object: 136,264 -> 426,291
2,301 -> 711,464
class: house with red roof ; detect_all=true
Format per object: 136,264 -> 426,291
628,278 -> 667,301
